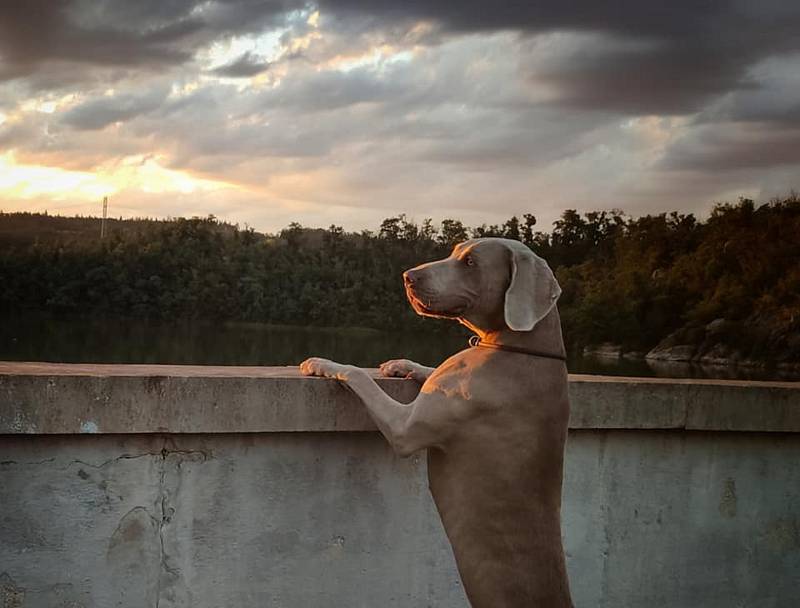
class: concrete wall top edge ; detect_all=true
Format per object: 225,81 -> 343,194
2,362 -> 798,388
1,362 -> 798,435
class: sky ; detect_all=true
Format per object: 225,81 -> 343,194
1,1 -> 799,233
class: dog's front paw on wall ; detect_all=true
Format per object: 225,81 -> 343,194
378,359 -> 416,378
300,357 -> 348,379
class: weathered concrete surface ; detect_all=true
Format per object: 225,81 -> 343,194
1,362 -> 799,434
564,430 -> 800,608
2,431 -> 800,607
1,433 -> 464,608
1,364 -> 800,607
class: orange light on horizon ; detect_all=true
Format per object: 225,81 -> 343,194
0,151 -> 114,200
0,151 -> 239,207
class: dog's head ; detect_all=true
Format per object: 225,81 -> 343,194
403,237 -> 561,333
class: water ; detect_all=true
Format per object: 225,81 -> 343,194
0,315 -> 466,369
1,315 -> 796,381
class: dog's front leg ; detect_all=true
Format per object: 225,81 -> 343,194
300,357 -> 417,455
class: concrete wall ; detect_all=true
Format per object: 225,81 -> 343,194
1,363 -> 799,608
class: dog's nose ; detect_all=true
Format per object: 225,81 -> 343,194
403,269 -> 418,285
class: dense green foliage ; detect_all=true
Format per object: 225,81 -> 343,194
2,194 -> 799,360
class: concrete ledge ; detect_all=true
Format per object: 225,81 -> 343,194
1,362 -> 798,435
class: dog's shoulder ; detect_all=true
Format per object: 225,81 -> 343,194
423,349 -> 472,398
423,348 -> 501,406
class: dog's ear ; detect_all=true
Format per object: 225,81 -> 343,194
504,242 -> 561,332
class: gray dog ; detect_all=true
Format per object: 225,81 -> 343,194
300,237 -> 573,607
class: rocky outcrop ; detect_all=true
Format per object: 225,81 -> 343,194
646,318 -> 800,370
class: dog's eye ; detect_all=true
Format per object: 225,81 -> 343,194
464,255 -> 475,267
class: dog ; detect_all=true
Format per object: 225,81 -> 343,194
300,237 -> 573,607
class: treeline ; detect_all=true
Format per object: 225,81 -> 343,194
1,194 -> 799,360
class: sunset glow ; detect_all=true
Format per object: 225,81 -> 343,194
0,2 -> 797,231
0,152 -> 114,200
0,152 -> 236,204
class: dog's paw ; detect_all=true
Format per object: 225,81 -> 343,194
300,357 -> 343,378
379,359 -> 421,380
378,359 -> 412,377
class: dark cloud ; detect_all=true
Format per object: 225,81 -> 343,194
656,53 -> 800,172
0,0 -> 292,87
211,52 -> 271,77
0,1 -> 197,79
530,39 -> 752,115
62,87 -> 169,130
321,1 -> 800,116
694,54 -> 800,126
3,0 -> 799,118
662,124 -> 800,172
319,1 -> 717,38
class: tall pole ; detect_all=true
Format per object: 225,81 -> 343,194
100,196 -> 108,240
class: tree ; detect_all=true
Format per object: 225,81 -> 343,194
521,213 -> 537,246
503,216 -> 520,241
438,219 -> 468,247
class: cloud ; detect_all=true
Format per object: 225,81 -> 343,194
697,53 -> 800,127
0,1 -> 197,80
523,34 -> 746,115
656,53 -> 800,173
662,123 -> 800,172
61,87 -> 169,130
211,51 -> 271,77
0,0 -> 295,89
3,1 -> 799,116
0,1 -> 799,231
321,1 -> 800,115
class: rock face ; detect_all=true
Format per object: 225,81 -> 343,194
646,318 -> 800,370
647,343 -> 698,363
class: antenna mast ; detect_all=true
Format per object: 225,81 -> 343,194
100,196 -> 108,239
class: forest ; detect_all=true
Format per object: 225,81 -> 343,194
1,193 -> 799,364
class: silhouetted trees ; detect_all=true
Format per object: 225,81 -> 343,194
1,193 -> 798,360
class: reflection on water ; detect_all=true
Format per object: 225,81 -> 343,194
1,315 -> 467,369
1,316 -> 797,381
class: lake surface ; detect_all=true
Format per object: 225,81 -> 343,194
1,316 -> 796,381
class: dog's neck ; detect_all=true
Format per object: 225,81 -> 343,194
464,308 -> 567,359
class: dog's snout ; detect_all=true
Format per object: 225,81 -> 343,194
404,269 -> 419,285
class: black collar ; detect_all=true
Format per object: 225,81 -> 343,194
468,335 -> 567,361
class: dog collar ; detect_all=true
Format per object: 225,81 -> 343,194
468,335 -> 567,361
